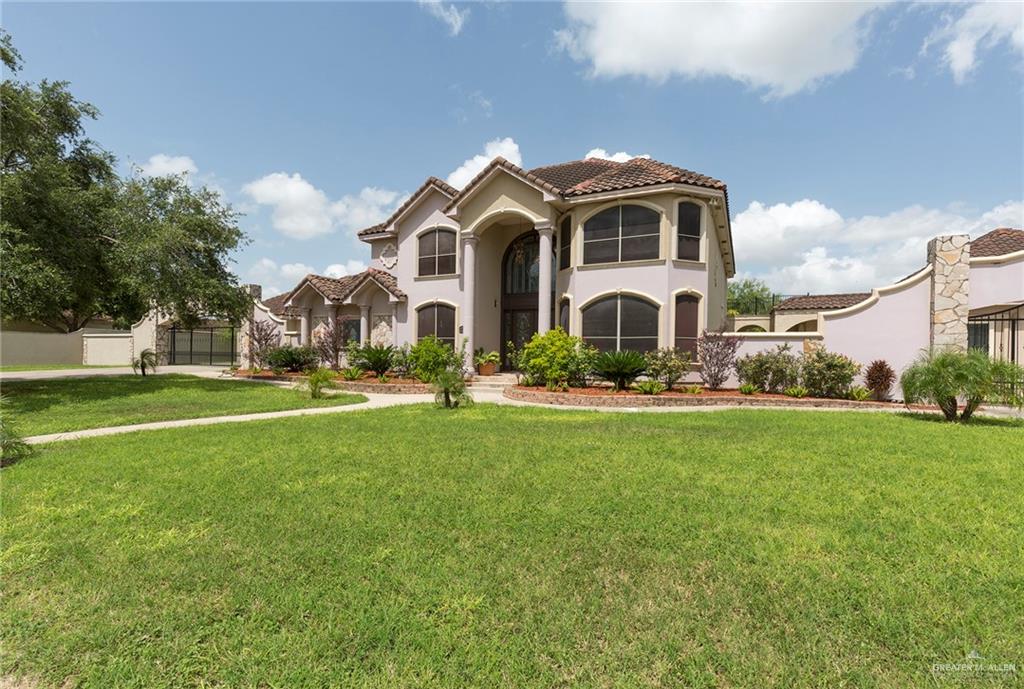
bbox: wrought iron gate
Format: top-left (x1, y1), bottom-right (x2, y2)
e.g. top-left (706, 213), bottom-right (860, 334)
top-left (168, 326), bottom-right (237, 366)
top-left (968, 305), bottom-right (1021, 364)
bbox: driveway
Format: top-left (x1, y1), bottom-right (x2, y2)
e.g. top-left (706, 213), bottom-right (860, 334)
top-left (0, 365), bottom-right (229, 382)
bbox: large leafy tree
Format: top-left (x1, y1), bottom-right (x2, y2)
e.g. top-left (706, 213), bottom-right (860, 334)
top-left (727, 278), bottom-right (778, 315)
top-left (1, 31), bottom-right (249, 332)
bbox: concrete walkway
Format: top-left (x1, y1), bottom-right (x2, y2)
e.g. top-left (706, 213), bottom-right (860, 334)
top-left (2, 365), bottom-right (228, 381)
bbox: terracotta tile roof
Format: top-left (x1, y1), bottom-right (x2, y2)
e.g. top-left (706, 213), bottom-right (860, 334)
top-left (773, 293), bottom-right (871, 312)
top-left (284, 268), bottom-right (406, 305)
top-left (526, 158), bottom-right (621, 190)
top-left (357, 177), bottom-right (458, 237)
top-left (261, 293), bottom-right (301, 318)
top-left (972, 228), bottom-right (1024, 257)
top-left (559, 157), bottom-right (727, 197)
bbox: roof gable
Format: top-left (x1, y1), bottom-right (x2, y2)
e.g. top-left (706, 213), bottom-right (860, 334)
top-left (357, 177), bottom-right (457, 238)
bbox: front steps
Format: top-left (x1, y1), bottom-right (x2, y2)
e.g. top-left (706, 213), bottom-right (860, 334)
top-left (467, 372), bottom-right (518, 393)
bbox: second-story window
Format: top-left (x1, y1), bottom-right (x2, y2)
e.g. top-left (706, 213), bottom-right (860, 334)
top-left (418, 228), bottom-right (457, 277)
top-left (582, 205), bottom-right (660, 265)
top-left (559, 216), bottom-right (571, 270)
top-left (677, 202), bottom-right (701, 261)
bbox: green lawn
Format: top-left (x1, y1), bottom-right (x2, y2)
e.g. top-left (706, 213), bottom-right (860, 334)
top-left (2, 407), bottom-right (1022, 688)
top-left (0, 363), bottom-right (125, 372)
top-left (2, 374), bottom-right (366, 436)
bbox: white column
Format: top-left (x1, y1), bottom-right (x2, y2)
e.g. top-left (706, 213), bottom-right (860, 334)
top-left (462, 235), bottom-right (478, 363)
top-left (359, 305), bottom-right (370, 344)
top-left (537, 224), bottom-right (553, 334)
top-left (300, 309), bottom-right (311, 344)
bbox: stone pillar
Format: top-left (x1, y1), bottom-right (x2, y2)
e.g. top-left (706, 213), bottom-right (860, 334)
top-left (462, 235), bottom-right (478, 362)
top-left (300, 309), bottom-right (311, 345)
top-left (537, 223), bottom-right (553, 334)
top-left (927, 234), bottom-right (970, 351)
top-left (359, 305), bottom-right (370, 344)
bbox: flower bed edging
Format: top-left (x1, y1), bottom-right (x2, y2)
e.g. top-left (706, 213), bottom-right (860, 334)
top-left (335, 380), bottom-right (433, 394)
top-left (504, 386), bottom-right (897, 409)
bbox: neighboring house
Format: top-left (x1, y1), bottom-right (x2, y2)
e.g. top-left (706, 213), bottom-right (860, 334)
top-left (771, 293), bottom-right (871, 332)
top-left (257, 155), bottom-right (734, 367)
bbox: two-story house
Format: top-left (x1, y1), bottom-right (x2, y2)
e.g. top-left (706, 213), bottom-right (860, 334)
top-left (266, 155), bottom-right (735, 367)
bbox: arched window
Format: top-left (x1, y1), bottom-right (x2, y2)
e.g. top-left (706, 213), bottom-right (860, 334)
top-left (417, 304), bottom-right (456, 346)
top-left (418, 228), bottom-right (457, 277)
top-left (677, 202), bottom-right (701, 261)
top-left (582, 205), bottom-right (660, 265)
top-left (558, 216), bottom-right (572, 270)
top-left (674, 294), bottom-right (700, 356)
top-left (582, 295), bottom-right (659, 353)
top-left (559, 298), bottom-right (570, 332)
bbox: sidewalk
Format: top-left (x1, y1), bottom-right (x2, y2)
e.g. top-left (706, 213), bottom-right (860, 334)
top-left (2, 365), bottom-right (228, 382)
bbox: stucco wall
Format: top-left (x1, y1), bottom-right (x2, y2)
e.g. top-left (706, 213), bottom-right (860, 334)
top-left (969, 255), bottom-right (1024, 309)
top-left (0, 328), bottom-right (84, 366)
top-left (722, 332), bottom-right (824, 387)
top-left (820, 270), bottom-right (932, 379)
top-left (82, 333), bottom-right (133, 365)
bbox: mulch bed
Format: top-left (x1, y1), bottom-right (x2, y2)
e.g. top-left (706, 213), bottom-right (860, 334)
top-left (505, 385), bottom-right (905, 409)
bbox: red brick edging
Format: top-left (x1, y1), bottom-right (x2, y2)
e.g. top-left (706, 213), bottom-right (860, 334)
top-left (503, 386), bottom-right (898, 409)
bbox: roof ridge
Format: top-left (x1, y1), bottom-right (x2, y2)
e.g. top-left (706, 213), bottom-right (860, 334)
top-left (356, 176), bottom-right (459, 237)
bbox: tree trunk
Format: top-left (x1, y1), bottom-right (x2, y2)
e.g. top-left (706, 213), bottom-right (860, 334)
top-left (960, 397), bottom-right (981, 422)
top-left (939, 396), bottom-right (959, 422)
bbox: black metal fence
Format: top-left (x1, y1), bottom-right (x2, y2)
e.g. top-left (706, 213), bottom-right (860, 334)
top-left (969, 305), bottom-right (1022, 399)
top-left (168, 326), bottom-right (237, 366)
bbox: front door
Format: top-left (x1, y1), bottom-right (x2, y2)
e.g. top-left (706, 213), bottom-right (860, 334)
top-left (500, 230), bottom-right (555, 368)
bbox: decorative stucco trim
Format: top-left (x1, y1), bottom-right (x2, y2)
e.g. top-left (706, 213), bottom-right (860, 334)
top-left (462, 206), bottom-right (548, 236)
top-left (969, 249), bottom-right (1024, 265)
top-left (284, 278), bottom-right (332, 308)
top-left (252, 299), bottom-right (287, 325)
top-left (444, 161), bottom-right (560, 217)
top-left (819, 265), bottom-right (933, 321)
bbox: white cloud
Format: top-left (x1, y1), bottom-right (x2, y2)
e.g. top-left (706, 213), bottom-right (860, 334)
top-left (556, 2), bottom-right (884, 98)
top-left (733, 198), bottom-right (1023, 293)
top-left (140, 153), bottom-right (198, 178)
top-left (446, 137), bottom-right (522, 189)
top-left (923, 2), bottom-right (1023, 83)
top-left (242, 173), bottom-right (403, 240)
top-left (419, 0), bottom-right (469, 36)
top-left (585, 148), bottom-right (650, 163)
top-left (279, 262), bottom-right (316, 283)
top-left (324, 259), bottom-right (368, 279)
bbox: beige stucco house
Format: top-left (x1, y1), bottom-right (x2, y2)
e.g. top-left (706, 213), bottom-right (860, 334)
top-left (257, 155), bottom-right (735, 366)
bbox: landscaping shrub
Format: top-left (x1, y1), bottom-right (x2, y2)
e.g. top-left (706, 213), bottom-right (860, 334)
top-left (341, 366), bottom-right (364, 381)
top-left (785, 385), bottom-right (809, 398)
top-left (265, 345), bottom-right (318, 373)
top-left (901, 348), bottom-right (1024, 422)
top-left (738, 383), bottom-right (757, 395)
top-left (697, 329), bottom-right (741, 390)
top-left (682, 384), bottom-right (703, 395)
top-left (643, 348), bottom-right (691, 390)
top-left (433, 369), bottom-right (473, 409)
top-left (735, 344), bottom-right (799, 393)
top-left (248, 320), bottom-right (281, 371)
top-left (518, 328), bottom-right (597, 391)
top-left (593, 350), bottom-right (646, 391)
top-left (312, 319), bottom-right (346, 371)
top-left (131, 348), bottom-right (158, 376)
top-left (391, 344), bottom-right (413, 378)
top-left (848, 386), bottom-right (872, 401)
top-left (865, 359), bottom-right (896, 401)
top-left (799, 348), bottom-right (860, 399)
top-left (355, 345), bottom-right (395, 377)
top-left (633, 380), bottom-right (666, 395)
top-left (409, 336), bottom-right (461, 383)
top-left (303, 368), bottom-right (335, 399)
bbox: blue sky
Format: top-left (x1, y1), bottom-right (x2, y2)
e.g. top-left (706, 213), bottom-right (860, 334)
top-left (5, 1), bottom-right (1023, 296)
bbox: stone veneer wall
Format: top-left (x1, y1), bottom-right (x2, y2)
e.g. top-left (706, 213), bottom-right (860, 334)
top-left (927, 234), bottom-right (970, 350)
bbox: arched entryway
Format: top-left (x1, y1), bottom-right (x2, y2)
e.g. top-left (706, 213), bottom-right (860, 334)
top-left (500, 230), bottom-right (555, 368)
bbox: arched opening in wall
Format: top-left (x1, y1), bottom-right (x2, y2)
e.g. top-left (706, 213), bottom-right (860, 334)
top-left (738, 324), bottom-right (766, 333)
top-left (501, 230), bottom-right (555, 367)
top-left (787, 319), bottom-right (818, 332)
top-left (582, 294), bottom-right (659, 353)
